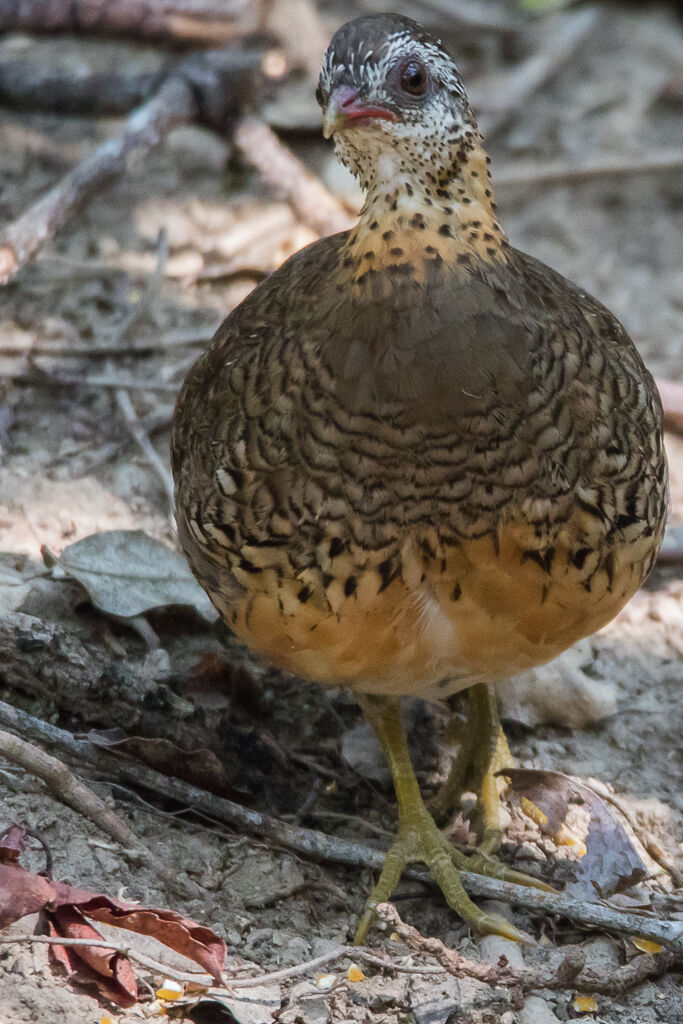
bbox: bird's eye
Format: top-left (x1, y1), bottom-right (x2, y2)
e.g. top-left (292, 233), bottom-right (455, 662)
top-left (399, 58), bottom-right (428, 97)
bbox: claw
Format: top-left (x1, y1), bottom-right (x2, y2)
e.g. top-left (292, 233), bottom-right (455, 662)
top-left (477, 910), bottom-right (535, 945)
top-left (465, 852), bottom-right (559, 894)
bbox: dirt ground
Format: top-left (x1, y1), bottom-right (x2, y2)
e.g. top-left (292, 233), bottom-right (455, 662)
top-left (0, 2), bottom-right (682, 1022)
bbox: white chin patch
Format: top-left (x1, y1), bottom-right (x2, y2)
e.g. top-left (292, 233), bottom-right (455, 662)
top-left (376, 152), bottom-right (398, 181)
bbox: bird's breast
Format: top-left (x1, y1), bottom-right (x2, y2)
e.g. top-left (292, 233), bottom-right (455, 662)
top-left (212, 508), bottom-right (654, 699)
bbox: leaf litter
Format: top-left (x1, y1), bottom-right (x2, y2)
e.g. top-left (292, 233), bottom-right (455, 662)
top-left (41, 529), bottom-right (218, 622)
top-left (506, 768), bottom-right (649, 897)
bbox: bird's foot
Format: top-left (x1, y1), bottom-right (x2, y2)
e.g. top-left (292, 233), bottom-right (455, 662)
top-left (353, 798), bottom-right (554, 945)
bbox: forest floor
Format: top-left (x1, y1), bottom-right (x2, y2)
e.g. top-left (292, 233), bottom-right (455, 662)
top-left (0, 2), bottom-right (681, 1022)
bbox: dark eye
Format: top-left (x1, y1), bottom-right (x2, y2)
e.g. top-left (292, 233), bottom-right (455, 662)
top-left (399, 59), bottom-right (428, 97)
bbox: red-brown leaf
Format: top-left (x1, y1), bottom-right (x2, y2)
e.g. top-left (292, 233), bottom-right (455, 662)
top-left (0, 824), bottom-right (29, 864)
top-left (47, 905), bottom-right (138, 1008)
top-left (49, 884), bottom-right (226, 981)
top-left (0, 835), bottom-right (227, 988)
top-left (0, 863), bottom-right (54, 926)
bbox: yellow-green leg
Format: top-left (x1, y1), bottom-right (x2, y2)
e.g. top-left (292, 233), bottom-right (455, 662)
top-left (430, 683), bottom-right (510, 856)
top-left (354, 694), bottom-right (552, 946)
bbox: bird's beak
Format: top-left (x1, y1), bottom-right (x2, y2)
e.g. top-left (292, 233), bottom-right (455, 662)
top-left (322, 85), bottom-right (397, 139)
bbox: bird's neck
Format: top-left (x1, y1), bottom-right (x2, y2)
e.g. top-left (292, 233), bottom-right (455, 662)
top-left (341, 139), bottom-right (507, 285)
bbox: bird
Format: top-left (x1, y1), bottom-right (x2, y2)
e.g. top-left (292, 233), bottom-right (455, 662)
top-left (171, 13), bottom-right (668, 944)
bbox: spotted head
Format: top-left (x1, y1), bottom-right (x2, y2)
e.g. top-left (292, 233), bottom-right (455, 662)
top-left (317, 14), bottom-right (479, 192)
top-left (317, 15), bottom-right (503, 271)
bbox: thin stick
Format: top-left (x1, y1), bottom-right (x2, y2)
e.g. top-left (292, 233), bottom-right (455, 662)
top-left (377, 903), bottom-right (683, 996)
top-left (0, 726), bottom-right (200, 900)
top-left (496, 150), bottom-right (683, 190)
top-left (0, 935), bottom-right (214, 985)
top-left (0, 76), bottom-right (197, 284)
top-left (111, 229), bottom-right (175, 518)
top-left (0, 935), bottom-right (445, 988)
top-left (0, 48), bottom-right (270, 282)
top-left (235, 117), bottom-right (354, 238)
top-left (1, 700), bottom-right (681, 952)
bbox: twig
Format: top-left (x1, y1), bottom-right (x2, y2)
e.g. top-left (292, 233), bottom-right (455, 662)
top-left (234, 117), bottom-right (354, 238)
top-left (1, 699), bottom-right (681, 952)
top-left (495, 150), bottom-right (683, 190)
top-left (0, 934), bottom-right (445, 988)
top-left (0, 49), bottom-right (268, 283)
top-left (111, 229), bottom-right (176, 519)
top-left (0, 77), bottom-right (195, 285)
top-left (3, 371), bottom-right (179, 393)
top-left (244, 877), bottom-right (351, 911)
top-left (0, 935), bottom-right (212, 985)
top-left (115, 389), bottom-right (175, 516)
top-left (377, 903), bottom-right (683, 995)
top-left (0, 726), bottom-right (201, 900)
top-left (0, 0), bottom-right (257, 44)
top-left (482, 8), bottom-right (602, 141)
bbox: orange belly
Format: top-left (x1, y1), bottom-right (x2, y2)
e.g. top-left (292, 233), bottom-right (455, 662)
top-left (218, 514), bottom-right (652, 699)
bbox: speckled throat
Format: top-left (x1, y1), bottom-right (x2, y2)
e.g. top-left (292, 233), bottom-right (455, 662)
top-left (338, 127), bottom-right (507, 285)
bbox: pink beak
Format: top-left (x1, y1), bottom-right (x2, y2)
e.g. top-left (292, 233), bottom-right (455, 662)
top-left (322, 85), bottom-right (397, 138)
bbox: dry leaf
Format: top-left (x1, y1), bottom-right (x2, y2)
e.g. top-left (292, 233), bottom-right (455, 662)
top-left (632, 937), bottom-right (663, 953)
top-left (46, 905), bottom-right (138, 1008)
top-left (506, 769), bottom-right (647, 897)
top-left (42, 529), bottom-right (217, 621)
top-left (0, 828), bottom-right (226, 1007)
top-left (87, 727), bottom-right (234, 796)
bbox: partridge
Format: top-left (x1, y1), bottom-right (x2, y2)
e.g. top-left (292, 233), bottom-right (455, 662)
top-left (172, 14), bottom-right (668, 942)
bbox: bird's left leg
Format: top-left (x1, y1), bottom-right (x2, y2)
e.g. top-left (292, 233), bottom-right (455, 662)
top-left (353, 693), bottom-right (551, 946)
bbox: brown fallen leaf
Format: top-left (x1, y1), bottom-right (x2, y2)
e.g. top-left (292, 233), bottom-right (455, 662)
top-left (0, 821), bottom-right (227, 1007)
top-left (45, 905), bottom-right (138, 1008)
top-left (0, 823), bottom-right (29, 863)
top-left (0, 863), bottom-right (54, 925)
top-left (506, 769), bottom-right (648, 897)
top-left (87, 727), bottom-right (235, 797)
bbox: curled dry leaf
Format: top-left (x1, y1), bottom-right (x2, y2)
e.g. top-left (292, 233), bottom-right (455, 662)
top-left (87, 727), bottom-right (234, 797)
top-left (0, 822), bottom-right (226, 1007)
top-left (506, 769), bottom-right (648, 898)
top-left (0, 822), bottom-right (29, 863)
top-left (42, 529), bottom-right (217, 622)
top-left (45, 905), bottom-right (138, 1009)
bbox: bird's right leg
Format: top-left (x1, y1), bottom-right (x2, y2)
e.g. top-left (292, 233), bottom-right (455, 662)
top-left (429, 683), bottom-right (511, 856)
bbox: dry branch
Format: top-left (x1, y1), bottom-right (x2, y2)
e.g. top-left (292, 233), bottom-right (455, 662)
top-left (0, 726), bottom-right (200, 899)
top-left (0, 49), bottom-right (268, 284)
top-left (0, 0), bottom-right (259, 43)
top-left (234, 116), bottom-right (354, 237)
top-left (377, 903), bottom-right (683, 996)
top-left (1, 695), bottom-right (682, 953)
top-left (0, 76), bottom-right (195, 285)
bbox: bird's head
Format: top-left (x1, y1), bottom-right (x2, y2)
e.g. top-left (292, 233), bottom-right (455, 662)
top-left (317, 14), bottom-right (478, 190)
